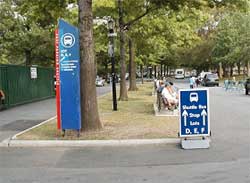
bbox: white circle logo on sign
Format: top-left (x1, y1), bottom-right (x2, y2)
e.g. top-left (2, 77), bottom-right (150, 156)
top-left (61, 33), bottom-right (75, 48)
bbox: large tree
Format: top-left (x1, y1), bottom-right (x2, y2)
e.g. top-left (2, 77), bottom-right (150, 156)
top-left (78, 0), bottom-right (103, 130)
top-left (118, 0), bottom-right (128, 100)
top-left (212, 12), bottom-right (250, 77)
top-left (128, 38), bottom-right (137, 90)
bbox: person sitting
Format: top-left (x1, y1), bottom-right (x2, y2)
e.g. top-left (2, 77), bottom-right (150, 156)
top-left (157, 80), bottom-right (165, 93)
top-left (161, 83), bottom-right (178, 110)
top-left (0, 90), bottom-right (5, 110)
top-left (169, 82), bottom-right (179, 99)
top-left (156, 80), bottom-right (165, 108)
top-left (155, 79), bottom-right (160, 90)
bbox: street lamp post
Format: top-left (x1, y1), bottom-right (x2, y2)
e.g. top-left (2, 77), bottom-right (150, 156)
top-left (108, 19), bottom-right (117, 111)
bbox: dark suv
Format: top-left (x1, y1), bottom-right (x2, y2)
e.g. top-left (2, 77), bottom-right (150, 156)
top-left (245, 78), bottom-right (250, 95)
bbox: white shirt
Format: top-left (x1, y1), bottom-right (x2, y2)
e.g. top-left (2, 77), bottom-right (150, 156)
top-left (162, 87), bottom-right (178, 103)
top-left (156, 80), bottom-right (160, 89)
top-left (162, 88), bottom-right (173, 100)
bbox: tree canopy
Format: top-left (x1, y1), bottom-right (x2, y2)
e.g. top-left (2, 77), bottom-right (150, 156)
top-left (0, 0), bottom-right (249, 77)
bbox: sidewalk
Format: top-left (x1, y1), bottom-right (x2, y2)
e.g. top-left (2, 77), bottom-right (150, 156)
top-left (0, 98), bottom-right (56, 141)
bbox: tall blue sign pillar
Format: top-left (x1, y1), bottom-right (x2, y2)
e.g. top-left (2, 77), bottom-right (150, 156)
top-left (56, 19), bottom-right (81, 133)
top-left (179, 88), bottom-right (211, 149)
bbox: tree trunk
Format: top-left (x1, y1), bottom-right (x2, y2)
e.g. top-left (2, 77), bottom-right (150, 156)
top-left (78, 0), bottom-right (103, 130)
top-left (118, 0), bottom-right (128, 101)
top-left (160, 64), bottom-right (163, 78)
top-left (163, 65), bottom-right (166, 77)
top-left (218, 62), bottom-right (223, 78)
top-left (128, 39), bottom-right (137, 91)
top-left (140, 65), bottom-right (144, 84)
top-left (222, 65), bottom-right (227, 77)
top-left (149, 67), bottom-right (152, 78)
top-left (230, 65), bottom-right (233, 77)
top-left (25, 50), bottom-right (32, 66)
top-left (157, 66), bottom-right (161, 79)
top-left (105, 61), bottom-right (108, 80)
top-left (154, 65), bottom-right (157, 78)
top-left (237, 63), bottom-right (241, 75)
top-left (247, 61), bottom-right (250, 77)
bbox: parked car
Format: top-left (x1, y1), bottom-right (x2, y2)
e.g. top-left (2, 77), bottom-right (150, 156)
top-left (175, 69), bottom-right (185, 79)
top-left (107, 75), bottom-right (120, 83)
top-left (198, 71), bottom-right (212, 82)
top-left (136, 71), bottom-right (148, 78)
top-left (107, 77), bottom-right (111, 84)
top-left (95, 78), bottom-right (105, 87)
top-left (191, 69), bottom-right (197, 77)
top-left (202, 73), bottom-right (219, 87)
top-left (125, 73), bottom-right (129, 80)
top-left (116, 75), bottom-right (121, 82)
top-left (245, 78), bottom-right (250, 95)
top-left (184, 71), bottom-right (191, 78)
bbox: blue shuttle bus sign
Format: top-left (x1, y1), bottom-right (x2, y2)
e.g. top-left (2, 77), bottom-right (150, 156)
top-left (179, 88), bottom-right (210, 137)
top-left (57, 19), bottom-right (81, 130)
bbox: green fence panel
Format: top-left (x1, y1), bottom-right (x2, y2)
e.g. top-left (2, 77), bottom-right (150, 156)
top-left (0, 64), bottom-right (55, 108)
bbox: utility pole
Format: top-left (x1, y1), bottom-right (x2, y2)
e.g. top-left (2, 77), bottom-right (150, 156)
top-left (108, 19), bottom-right (117, 111)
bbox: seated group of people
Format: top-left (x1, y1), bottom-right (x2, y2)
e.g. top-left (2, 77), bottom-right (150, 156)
top-left (155, 79), bottom-right (179, 110)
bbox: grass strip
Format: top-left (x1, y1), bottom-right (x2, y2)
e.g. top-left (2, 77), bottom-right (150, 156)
top-left (17, 83), bottom-right (178, 140)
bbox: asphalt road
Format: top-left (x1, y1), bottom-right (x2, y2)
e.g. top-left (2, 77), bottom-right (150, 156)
top-left (0, 85), bottom-right (111, 141)
top-left (0, 80), bottom-right (249, 183)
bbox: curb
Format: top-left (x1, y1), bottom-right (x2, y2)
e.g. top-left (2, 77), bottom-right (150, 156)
top-left (6, 138), bottom-right (180, 147)
top-left (0, 138), bottom-right (11, 147)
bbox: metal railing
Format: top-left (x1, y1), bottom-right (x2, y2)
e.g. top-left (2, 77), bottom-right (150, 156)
top-left (223, 80), bottom-right (245, 92)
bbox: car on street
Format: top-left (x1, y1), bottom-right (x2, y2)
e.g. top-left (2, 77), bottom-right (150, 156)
top-left (106, 74), bottom-right (111, 84)
top-left (198, 71), bottom-right (212, 82)
top-left (175, 69), bottom-right (185, 79)
top-left (184, 71), bottom-right (191, 78)
top-left (202, 73), bottom-right (219, 87)
top-left (95, 78), bottom-right (105, 87)
top-left (191, 69), bottom-right (197, 77)
top-left (245, 78), bottom-right (250, 95)
top-left (107, 75), bottom-right (120, 84)
top-left (125, 73), bottom-right (129, 80)
top-left (136, 71), bottom-right (147, 78)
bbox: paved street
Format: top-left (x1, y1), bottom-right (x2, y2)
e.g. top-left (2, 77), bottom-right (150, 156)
top-left (0, 80), bottom-right (249, 183)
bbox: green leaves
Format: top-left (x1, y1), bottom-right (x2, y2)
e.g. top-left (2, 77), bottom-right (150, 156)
top-left (1, 0), bottom-right (249, 69)
top-left (0, 0), bottom-right (75, 65)
top-left (212, 12), bottom-right (250, 66)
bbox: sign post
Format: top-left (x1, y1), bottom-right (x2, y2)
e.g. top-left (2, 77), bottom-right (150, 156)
top-left (55, 19), bottom-right (81, 135)
top-left (179, 88), bottom-right (211, 149)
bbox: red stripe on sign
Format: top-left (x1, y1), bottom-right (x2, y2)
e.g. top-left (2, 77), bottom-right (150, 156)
top-left (55, 28), bottom-right (61, 129)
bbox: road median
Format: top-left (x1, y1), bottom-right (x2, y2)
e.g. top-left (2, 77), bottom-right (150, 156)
top-left (5, 83), bottom-right (179, 147)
